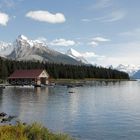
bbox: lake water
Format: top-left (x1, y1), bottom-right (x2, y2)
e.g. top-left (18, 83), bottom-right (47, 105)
top-left (1, 81), bottom-right (140, 140)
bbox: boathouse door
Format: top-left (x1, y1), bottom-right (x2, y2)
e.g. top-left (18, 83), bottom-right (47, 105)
top-left (40, 78), bottom-right (47, 85)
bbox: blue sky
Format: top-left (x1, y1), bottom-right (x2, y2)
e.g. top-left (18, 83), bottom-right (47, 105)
top-left (0, 0), bottom-right (140, 66)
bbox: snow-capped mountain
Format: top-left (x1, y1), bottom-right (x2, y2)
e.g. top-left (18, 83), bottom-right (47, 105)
top-left (132, 70), bottom-right (140, 79)
top-left (115, 64), bottom-right (140, 76)
top-left (66, 48), bottom-right (89, 64)
top-left (9, 35), bottom-right (47, 60)
top-left (4, 35), bottom-right (83, 65)
top-left (0, 41), bottom-right (13, 57)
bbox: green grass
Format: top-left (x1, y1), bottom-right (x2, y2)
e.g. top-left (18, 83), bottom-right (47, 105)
top-left (0, 122), bottom-right (74, 140)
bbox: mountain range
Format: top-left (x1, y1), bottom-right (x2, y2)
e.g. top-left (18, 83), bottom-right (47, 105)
top-left (114, 64), bottom-right (140, 79)
top-left (0, 35), bottom-right (87, 65)
top-left (115, 64), bottom-right (140, 76)
top-left (0, 35), bottom-right (140, 79)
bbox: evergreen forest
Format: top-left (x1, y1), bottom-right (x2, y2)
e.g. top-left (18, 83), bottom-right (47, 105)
top-left (0, 57), bottom-right (129, 80)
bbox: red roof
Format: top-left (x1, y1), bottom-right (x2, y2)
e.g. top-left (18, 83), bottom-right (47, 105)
top-left (8, 69), bottom-right (45, 79)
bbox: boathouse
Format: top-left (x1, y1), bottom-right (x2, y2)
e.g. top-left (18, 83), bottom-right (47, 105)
top-left (8, 69), bottom-right (49, 86)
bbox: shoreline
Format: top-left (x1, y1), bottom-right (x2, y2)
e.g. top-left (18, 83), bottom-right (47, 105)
top-left (49, 78), bottom-right (134, 87)
top-left (50, 78), bottom-right (134, 83)
top-left (0, 78), bottom-right (136, 88)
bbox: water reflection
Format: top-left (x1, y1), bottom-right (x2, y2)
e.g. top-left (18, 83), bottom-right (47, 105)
top-left (0, 87), bottom-right (50, 120)
top-left (84, 80), bottom-right (123, 87)
top-left (1, 81), bottom-right (140, 140)
top-left (0, 88), bottom-right (3, 107)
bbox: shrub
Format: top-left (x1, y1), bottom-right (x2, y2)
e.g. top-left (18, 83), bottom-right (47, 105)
top-left (0, 122), bottom-right (74, 140)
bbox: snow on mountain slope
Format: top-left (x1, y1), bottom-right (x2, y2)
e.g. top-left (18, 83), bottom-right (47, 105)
top-left (115, 64), bottom-right (140, 76)
top-left (0, 41), bottom-right (13, 56)
top-left (7, 35), bottom-right (83, 65)
top-left (132, 70), bottom-right (140, 79)
top-left (66, 48), bottom-right (89, 64)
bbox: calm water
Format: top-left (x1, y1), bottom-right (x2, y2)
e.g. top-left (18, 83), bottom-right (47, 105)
top-left (1, 81), bottom-right (140, 140)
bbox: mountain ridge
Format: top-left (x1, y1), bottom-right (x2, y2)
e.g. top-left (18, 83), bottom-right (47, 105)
top-left (0, 35), bottom-right (84, 65)
top-left (66, 48), bottom-right (89, 64)
top-left (112, 64), bottom-right (140, 79)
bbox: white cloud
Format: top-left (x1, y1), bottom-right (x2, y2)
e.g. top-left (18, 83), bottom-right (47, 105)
top-left (50, 39), bottom-right (76, 47)
top-left (87, 35), bottom-right (140, 67)
top-left (80, 52), bottom-right (106, 65)
top-left (89, 36), bottom-right (110, 47)
top-left (82, 52), bottom-right (105, 59)
top-left (97, 41), bottom-right (140, 66)
top-left (98, 56), bottom-right (140, 67)
top-left (26, 10), bottom-right (66, 24)
top-left (95, 10), bottom-right (126, 22)
top-left (92, 37), bottom-right (110, 42)
top-left (36, 37), bottom-right (47, 42)
top-left (88, 41), bottom-right (98, 47)
top-left (0, 12), bottom-right (9, 26)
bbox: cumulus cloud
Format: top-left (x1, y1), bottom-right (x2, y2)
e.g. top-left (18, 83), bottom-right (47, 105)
top-left (0, 12), bottom-right (9, 26)
top-left (50, 39), bottom-right (76, 47)
top-left (26, 10), bottom-right (66, 24)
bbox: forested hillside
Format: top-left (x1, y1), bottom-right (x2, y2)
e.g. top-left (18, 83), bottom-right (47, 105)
top-left (0, 57), bottom-right (129, 80)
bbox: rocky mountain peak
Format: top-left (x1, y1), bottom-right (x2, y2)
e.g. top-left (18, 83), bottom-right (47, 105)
top-left (66, 48), bottom-right (89, 64)
top-left (67, 48), bottom-right (82, 57)
top-left (18, 35), bottom-right (28, 41)
top-left (0, 35), bottom-right (83, 65)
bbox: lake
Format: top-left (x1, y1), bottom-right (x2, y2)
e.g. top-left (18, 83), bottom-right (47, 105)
top-left (1, 81), bottom-right (140, 140)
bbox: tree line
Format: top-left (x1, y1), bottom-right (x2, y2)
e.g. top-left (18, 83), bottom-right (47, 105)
top-left (0, 57), bottom-right (129, 80)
